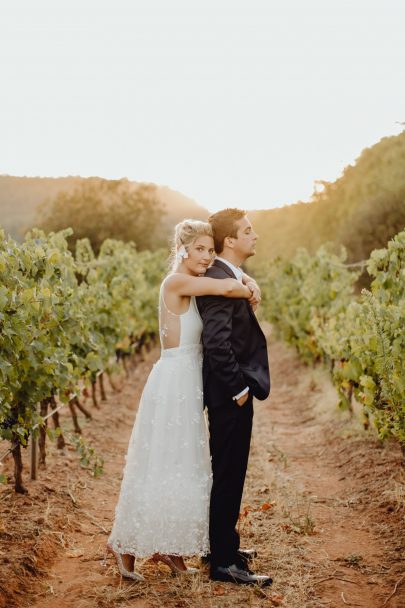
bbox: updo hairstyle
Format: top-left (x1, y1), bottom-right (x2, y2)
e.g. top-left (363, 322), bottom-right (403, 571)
top-left (169, 219), bottom-right (213, 268)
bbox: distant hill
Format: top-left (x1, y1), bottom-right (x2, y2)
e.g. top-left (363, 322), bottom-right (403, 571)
top-left (2, 130), bottom-right (404, 262)
top-left (0, 175), bottom-right (209, 242)
top-left (249, 131), bottom-right (405, 269)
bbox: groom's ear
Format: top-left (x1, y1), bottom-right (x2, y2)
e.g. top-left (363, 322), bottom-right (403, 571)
top-left (224, 235), bottom-right (235, 249)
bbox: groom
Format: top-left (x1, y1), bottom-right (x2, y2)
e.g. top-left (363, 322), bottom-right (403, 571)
top-left (197, 208), bottom-right (272, 586)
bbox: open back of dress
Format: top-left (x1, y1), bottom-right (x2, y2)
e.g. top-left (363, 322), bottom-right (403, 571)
top-left (158, 280), bottom-right (203, 350)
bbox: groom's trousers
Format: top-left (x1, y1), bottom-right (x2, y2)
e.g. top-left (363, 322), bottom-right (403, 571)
top-left (208, 393), bottom-right (253, 568)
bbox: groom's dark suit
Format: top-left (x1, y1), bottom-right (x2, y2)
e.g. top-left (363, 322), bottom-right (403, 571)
top-left (197, 259), bottom-right (270, 568)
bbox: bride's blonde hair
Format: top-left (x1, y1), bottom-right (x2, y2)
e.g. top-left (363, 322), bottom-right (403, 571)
top-left (169, 219), bottom-right (213, 268)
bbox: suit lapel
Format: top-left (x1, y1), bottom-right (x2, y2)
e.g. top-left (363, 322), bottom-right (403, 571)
top-left (208, 260), bottom-right (264, 336)
top-left (212, 259), bottom-right (265, 336)
top-left (212, 258), bottom-right (238, 279)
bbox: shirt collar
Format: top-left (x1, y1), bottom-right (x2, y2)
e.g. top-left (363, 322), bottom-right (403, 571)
top-left (215, 256), bottom-right (243, 281)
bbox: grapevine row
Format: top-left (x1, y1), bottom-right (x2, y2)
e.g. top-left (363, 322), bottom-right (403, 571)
top-left (0, 228), bottom-right (166, 492)
top-left (258, 230), bottom-right (405, 447)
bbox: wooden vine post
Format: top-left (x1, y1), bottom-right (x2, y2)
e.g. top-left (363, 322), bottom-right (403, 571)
top-left (30, 428), bottom-right (37, 481)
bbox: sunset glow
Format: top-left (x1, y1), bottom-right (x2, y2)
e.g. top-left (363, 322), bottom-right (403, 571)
top-left (1, 0), bottom-right (404, 211)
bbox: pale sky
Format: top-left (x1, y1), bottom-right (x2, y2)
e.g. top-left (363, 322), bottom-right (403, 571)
top-left (0, 0), bottom-right (404, 212)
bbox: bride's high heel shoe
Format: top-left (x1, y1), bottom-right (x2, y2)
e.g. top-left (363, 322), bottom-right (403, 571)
top-left (152, 553), bottom-right (199, 575)
top-left (107, 544), bottom-right (145, 581)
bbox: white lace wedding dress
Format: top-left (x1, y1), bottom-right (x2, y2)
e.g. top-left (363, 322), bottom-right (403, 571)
top-left (107, 280), bottom-right (212, 557)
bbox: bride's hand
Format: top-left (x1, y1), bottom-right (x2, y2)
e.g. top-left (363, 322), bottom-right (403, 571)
top-left (247, 281), bottom-right (261, 308)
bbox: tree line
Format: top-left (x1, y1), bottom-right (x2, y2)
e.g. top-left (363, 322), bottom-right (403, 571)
top-left (250, 130), bottom-right (405, 273)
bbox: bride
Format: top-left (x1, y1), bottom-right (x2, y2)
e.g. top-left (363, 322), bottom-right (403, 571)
top-left (107, 219), bottom-right (259, 580)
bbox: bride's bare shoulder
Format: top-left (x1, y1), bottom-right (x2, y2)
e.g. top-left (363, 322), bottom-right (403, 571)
top-left (161, 273), bottom-right (181, 290)
top-left (162, 273), bottom-right (199, 294)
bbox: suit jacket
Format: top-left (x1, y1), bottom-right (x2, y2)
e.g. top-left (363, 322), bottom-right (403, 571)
top-left (196, 259), bottom-right (270, 409)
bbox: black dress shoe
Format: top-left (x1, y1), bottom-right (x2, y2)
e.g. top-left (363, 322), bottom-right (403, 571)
top-left (210, 563), bottom-right (273, 587)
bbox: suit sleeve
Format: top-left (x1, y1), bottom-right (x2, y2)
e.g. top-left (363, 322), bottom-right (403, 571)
top-left (197, 293), bottom-right (247, 398)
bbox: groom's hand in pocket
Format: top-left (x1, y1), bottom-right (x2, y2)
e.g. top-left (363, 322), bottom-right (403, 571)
top-left (236, 391), bottom-right (249, 407)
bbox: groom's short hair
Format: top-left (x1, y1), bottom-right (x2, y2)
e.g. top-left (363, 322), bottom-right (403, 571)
top-left (208, 208), bottom-right (247, 254)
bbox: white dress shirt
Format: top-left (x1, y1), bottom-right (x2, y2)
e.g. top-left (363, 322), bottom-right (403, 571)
top-left (215, 256), bottom-right (244, 282)
top-left (215, 256), bottom-right (249, 402)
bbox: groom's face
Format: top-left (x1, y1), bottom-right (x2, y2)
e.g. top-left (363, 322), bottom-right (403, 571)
top-left (232, 216), bottom-right (258, 260)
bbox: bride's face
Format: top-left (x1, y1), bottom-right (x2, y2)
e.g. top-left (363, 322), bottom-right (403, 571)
top-left (183, 236), bottom-right (215, 275)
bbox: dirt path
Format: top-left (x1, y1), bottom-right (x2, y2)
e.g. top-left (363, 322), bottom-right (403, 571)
top-left (249, 336), bottom-right (405, 608)
top-left (1, 333), bottom-right (404, 608)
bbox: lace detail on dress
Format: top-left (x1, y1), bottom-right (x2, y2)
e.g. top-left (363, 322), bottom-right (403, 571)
top-left (158, 278), bottom-right (203, 350)
top-left (107, 277), bottom-right (211, 559)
